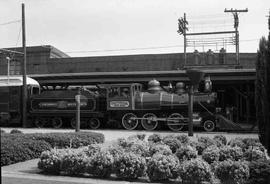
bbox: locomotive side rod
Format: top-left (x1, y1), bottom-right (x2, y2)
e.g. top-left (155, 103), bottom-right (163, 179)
top-left (129, 117), bottom-right (189, 122)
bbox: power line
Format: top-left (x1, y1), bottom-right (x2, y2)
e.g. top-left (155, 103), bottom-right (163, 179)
top-left (65, 45), bottom-right (185, 53)
top-left (64, 39), bottom-right (259, 54)
top-left (0, 20), bottom-right (21, 26)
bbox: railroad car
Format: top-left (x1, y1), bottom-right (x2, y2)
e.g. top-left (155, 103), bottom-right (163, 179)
top-left (0, 76), bottom-right (40, 125)
top-left (30, 88), bottom-right (106, 129)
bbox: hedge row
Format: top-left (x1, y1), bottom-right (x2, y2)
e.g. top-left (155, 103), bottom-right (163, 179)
top-left (1, 131), bottom-right (105, 166)
top-left (38, 134), bottom-right (270, 184)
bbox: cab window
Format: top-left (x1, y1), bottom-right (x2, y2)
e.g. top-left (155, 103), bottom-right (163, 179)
top-left (32, 87), bottom-right (40, 95)
top-left (120, 87), bottom-right (130, 98)
top-left (109, 87), bottom-right (119, 98)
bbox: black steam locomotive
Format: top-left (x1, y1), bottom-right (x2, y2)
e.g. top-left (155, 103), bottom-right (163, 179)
top-left (0, 76), bottom-right (218, 132)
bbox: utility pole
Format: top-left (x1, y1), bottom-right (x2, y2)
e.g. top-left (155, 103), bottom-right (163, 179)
top-left (224, 8), bottom-right (248, 65)
top-left (22, 3), bottom-right (27, 127)
top-left (177, 13), bottom-right (188, 65)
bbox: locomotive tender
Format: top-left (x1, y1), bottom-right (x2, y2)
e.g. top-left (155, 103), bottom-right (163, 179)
top-left (0, 76), bottom-right (218, 132)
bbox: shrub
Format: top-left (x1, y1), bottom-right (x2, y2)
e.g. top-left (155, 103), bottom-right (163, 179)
top-left (147, 153), bottom-right (179, 181)
top-left (175, 145), bottom-right (197, 161)
top-left (175, 134), bottom-right (190, 145)
top-left (247, 159), bottom-right (270, 184)
top-left (61, 149), bottom-right (87, 175)
top-left (148, 143), bottom-right (172, 156)
top-left (162, 136), bottom-right (181, 153)
top-left (127, 134), bottom-right (146, 141)
top-left (117, 137), bottom-right (140, 149)
top-left (10, 129), bottom-right (23, 134)
top-left (178, 158), bottom-right (213, 184)
top-left (196, 136), bottom-right (217, 155)
top-left (38, 149), bottom-right (66, 174)
top-left (83, 144), bottom-right (101, 157)
top-left (1, 136), bottom-right (51, 166)
top-left (114, 152), bottom-right (146, 179)
top-left (106, 145), bottom-right (125, 159)
top-left (219, 146), bottom-right (243, 161)
top-left (242, 138), bottom-right (265, 151)
top-left (243, 147), bottom-right (266, 161)
top-left (29, 132), bottom-right (104, 148)
top-left (214, 160), bottom-right (249, 184)
top-left (0, 129), bottom-right (5, 134)
top-left (202, 145), bottom-right (220, 164)
top-left (147, 134), bottom-right (162, 143)
top-left (85, 150), bottom-right (114, 178)
top-left (117, 138), bottom-right (129, 148)
top-left (213, 134), bottom-right (227, 145)
top-left (126, 140), bottom-right (149, 157)
top-left (228, 138), bottom-right (245, 150)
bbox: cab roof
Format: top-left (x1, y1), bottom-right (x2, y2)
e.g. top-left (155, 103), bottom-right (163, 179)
top-left (0, 76), bottom-right (39, 87)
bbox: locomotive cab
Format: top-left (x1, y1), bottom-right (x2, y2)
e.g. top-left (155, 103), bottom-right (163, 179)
top-left (106, 83), bottom-right (142, 110)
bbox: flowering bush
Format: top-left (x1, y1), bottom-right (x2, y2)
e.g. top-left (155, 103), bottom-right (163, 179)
top-left (114, 152), bottom-right (146, 179)
top-left (106, 145), bottom-right (125, 159)
top-left (219, 146), bottom-right (243, 161)
top-left (117, 138), bottom-right (129, 148)
top-left (117, 136), bottom-right (141, 149)
top-left (147, 153), bottom-right (179, 181)
top-left (178, 158), bottom-right (213, 184)
top-left (61, 149), bottom-right (87, 175)
top-left (147, 134), bottom-right (162, 143)
top-left (213, 134), bottom-right (227, 146)
top-left (127, 134), bottom-right (146, 141)
top-left (202, 145), bottom-right (220, 164)
top-left (175, 134), bottom-right (190, 145)
top-left (175, 145), bottom-right (197, 161)
top-left (148, 143), bottom-right (172, 156)
top-left (247, 159), bottom-right (270, 184)
top-left (242, 138), bottom-right (265, 152)
top-left (196, 136), bottom-right (217, 155)
top-left (214, 160), bottom-right (249, 184)
top-left (83, 144), bottom-right (101, 157)
top-left (10, 129), bottom-right (23, 134)
top-left (228, 138), bottom-right (245, 150)
top-left (85, 150), bottom-right (114, 178)
top-left (38, 149), bottom-right (66, 174)
top-left (162, 136), bottom-right (181, 153)
top-left (243, 147), bottom-right (266, 161)
top-left (126, 140), bottom-right (150, 157)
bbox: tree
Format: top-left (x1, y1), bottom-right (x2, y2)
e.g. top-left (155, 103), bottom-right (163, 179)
top-left (256, 12), bottom-right (270, 155)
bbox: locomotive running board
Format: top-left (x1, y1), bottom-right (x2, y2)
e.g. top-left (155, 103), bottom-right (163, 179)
top-left (129, 117), bottom-right (201, 125)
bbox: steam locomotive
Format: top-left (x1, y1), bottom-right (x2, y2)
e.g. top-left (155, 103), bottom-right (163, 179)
top-left (0, 76), bottom-right (218, 132)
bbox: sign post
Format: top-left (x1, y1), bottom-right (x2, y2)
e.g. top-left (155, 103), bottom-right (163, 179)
top-left (186, 69), bottom-right (204, 136)
top-left (75, 88), bottom-right (81, 132)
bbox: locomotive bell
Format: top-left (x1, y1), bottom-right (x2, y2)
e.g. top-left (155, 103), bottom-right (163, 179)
top-left (148, 79), bottom-right (162, 93)
top-left (175, 82), bottom-right (186, 94)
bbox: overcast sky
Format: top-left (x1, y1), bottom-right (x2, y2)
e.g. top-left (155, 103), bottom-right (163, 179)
top-left (1, 0), bottom-right (269, 57)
